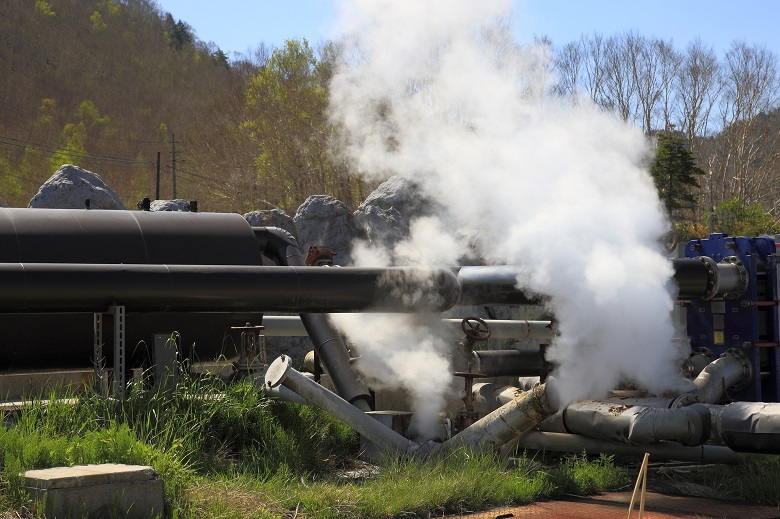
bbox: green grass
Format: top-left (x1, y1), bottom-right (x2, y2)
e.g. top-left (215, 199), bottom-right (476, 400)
top-left (0, 373), bottom-right (633, 518)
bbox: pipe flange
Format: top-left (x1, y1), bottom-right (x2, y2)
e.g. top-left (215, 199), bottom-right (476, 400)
top-left (695, 256), bottom-right (719, 300)
top-left (722, 348), bottom-right (752, 392)
top-left (693, 347), bottom-right (715, 362)
top-left (719, 256), bottom-right (749, 299)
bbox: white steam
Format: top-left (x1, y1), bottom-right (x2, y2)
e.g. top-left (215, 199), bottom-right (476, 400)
top-left (328, 0), bottom-right (691, 421)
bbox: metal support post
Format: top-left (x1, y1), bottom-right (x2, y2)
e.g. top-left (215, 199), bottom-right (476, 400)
top-left (110, 305), bottom-right (126, 397)
top-left (93, 313), bottom-right (104, 395)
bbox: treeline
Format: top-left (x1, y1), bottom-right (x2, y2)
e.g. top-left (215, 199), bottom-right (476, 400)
top-left (1, 1), bottom-right (779, 229)
top-left (554, 33), bottom-right (780, 230)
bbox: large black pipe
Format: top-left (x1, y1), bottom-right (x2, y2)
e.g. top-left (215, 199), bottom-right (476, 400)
top-left (457, 259), bottom-right (746, 305)
top-left (0, 208), bottom-right (264, 265)
top-left (0, 263), bottom-right (461, 313)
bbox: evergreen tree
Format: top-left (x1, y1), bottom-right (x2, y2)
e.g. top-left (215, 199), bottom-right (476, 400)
top-left (650, 132), bottom-right (705, 215)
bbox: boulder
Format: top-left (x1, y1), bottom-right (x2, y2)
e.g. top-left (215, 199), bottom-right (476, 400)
top-left (243, 209), bottom-right (297, 239)
top-left (0, 199), bottom-right (7, 208)
top-left (354, 176), bottom-right (440, 248)
top-left (28, 164), bottom-right (125, 209)
top-left (293, 195), bottom-right (366, 266)
top-left (150, 199), bottom-right (193, 212)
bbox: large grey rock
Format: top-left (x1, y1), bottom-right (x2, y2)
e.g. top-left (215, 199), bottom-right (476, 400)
top-left (28, 164), bottom-right (125, 209)
top-left (150, 199), bottom-right (192, 211)
top-left (354, 204), bottom-right (409, 248)
top-left (0, 199), bottom-right (7, 208)
top-left (293, 195), bottom-right (366, 266)
top-left (358, 175), bottom-right (433, 217)
top-left (354, 176), bottom-right (440, 248)
top-left (244, 209), bottom-right (297, 239)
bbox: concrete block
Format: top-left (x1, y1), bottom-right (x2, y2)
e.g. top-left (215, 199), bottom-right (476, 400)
top-left (24, 464), bottom-right (164, 518)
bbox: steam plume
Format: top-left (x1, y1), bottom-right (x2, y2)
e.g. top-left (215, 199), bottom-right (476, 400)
top-left (329, 0), bottom-right (691, 421)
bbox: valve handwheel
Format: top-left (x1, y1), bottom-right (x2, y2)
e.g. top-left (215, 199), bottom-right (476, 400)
top-left (461, 316), bottom-right (492, 341)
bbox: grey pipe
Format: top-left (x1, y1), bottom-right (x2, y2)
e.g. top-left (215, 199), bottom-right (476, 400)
top-left (713, 401), bottom-right (780, 454)
top-left (439, 383), bottom-right (558, 456)
top-left (562, 400), bottom-right (711, 446)
top-left (472, 382), bottom-right (525, 416)
top-left (258, 316), bottom-right (555, 340)
top-left (673, 349), bottom-right (752, 406)
top-left (265, 355), bottom-right (418, 457)
top-left (519, 431), bottom-right (745, 464)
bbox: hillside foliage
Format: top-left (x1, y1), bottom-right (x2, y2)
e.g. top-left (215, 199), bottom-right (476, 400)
top-left (0, 1), bottom-right (779, 230)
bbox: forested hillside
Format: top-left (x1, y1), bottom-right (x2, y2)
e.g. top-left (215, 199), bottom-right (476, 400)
top-left (1, 0), bottom-right (779, 231)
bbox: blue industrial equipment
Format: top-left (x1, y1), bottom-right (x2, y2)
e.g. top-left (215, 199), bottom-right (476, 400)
top-left (686, 233), bottom-right (779, 402)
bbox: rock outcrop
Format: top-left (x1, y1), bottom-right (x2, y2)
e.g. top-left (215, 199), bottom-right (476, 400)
top-left (28, 164), bottom-right (125, 210)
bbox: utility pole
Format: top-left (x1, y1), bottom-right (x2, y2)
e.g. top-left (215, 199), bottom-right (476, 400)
top-left (170, 133), bottom-right (179, 199)
top-left (155, 151), bottom-right (161, 200)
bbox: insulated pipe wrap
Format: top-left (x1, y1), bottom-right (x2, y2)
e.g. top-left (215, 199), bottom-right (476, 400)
top-left (441, 383), bottom-right (555, 455)
top-left (562, 401), bottom-right (711, 446)
top-left (716, 402), bottom-right (780, 454)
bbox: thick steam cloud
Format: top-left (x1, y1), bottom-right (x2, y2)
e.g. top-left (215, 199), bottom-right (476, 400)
top-left (329, 0), bottom-right (691, 417)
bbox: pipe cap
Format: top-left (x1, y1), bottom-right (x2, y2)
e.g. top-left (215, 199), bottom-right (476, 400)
top-left (266, 355), bottom-right (292, 388)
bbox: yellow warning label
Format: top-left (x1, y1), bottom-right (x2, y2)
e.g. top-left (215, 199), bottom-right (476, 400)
top-left (714, 331), bottom-right (725, 345)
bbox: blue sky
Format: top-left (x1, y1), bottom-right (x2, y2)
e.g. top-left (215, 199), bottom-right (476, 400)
top-left (155, 0), bottom-right (779, 59)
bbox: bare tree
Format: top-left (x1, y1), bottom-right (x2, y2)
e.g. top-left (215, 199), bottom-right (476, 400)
top-left (602, 32), bottom-right (641, 123)
top-left (714, 41), bottom-right (779, 204)
top-left (554, 40), bottom-right (584, 100)
top-left (676, 39), bottom-right (720, 147)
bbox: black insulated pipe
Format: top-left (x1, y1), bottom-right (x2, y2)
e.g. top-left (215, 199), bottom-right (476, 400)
top-left (472, 350), bottom-right (544, 377)
top-left (0, 263), bottom-right (461, 314)
top-left (457, 260), bottom-right (748, 306)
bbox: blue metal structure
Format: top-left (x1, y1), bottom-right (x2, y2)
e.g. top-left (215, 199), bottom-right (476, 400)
top-left (686, 233), bottom-right (780, 402)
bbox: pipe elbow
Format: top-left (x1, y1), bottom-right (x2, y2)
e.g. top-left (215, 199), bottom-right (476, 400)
top-left (252, 226), bottom-right (305, 266)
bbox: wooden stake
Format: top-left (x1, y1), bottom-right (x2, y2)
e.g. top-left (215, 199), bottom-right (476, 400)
top-left (627, 452), bottom-right (650, 519)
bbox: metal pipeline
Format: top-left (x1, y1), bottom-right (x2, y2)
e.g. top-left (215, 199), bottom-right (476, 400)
top-left (712, 401), bottom-right (780, 454)
top-left (258, 316), bottom-right (555, 340)
top-left (561, 400), bottom-right (711, 446)
top-left (673, 349), bottom-right (752, 406)
top-left (519, 431), bottom-right (745, 464)
top-left (472, 383), bottom-right (525, 416)
top-left (471, 350), bottom-right (544, 378)
top-left (252, 226), bottom-right (376, 411)
top-left (456, 260), bottom-right (749, 306)
top-left (0, 263), bottom-right (461, 314)
top-left (439, 383), bottom-right (558, 456)
top-left (265, 355), bottom-right (418, 457)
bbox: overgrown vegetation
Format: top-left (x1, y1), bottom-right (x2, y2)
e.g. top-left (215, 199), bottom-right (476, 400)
top-left (3, 375), bottom-right (780, 518)
top-left (0, 375), bottom-right (632, 519)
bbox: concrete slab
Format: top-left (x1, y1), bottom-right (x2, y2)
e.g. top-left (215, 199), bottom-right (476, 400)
top-left (25, 464), bottom-right (164, 518)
